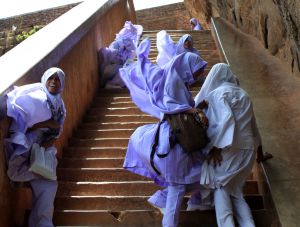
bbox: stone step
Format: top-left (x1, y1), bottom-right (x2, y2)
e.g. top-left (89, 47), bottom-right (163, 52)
top-left (74, 128), bottom-right (135, 138)
top-left (93, 96), bottom-right (132, 104)
top-left (57, 181), bottom-right (160, 196)
top-left (53, 209), bottom-right (271, 227)
top-left (58, 157), bottom-right (124, 168)
top-left (98, 88), bottom-right (129, 96)
top-left (63, 147), bottom-right (127, 158)
top-left (54, 194), bottom-right (263, 211)
top-left (87, 107), bottom-right (142, 116)
top-left (69, 138), bottom-right (129, 147)
top-left (57, 181), bottom-right (258, 196)
top-left (57, 168), bottom-right (150, 182)
top-left (78, 121), bottom-right (154, 130)
top-left (84, 114), bottom-right (157, 123)
top-left (93, 101), bottom-right (137, 108)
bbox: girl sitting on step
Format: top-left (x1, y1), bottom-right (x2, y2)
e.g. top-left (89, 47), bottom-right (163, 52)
top-left (190, 18), bottom-right (203, 31)
top-left (120, 38), bottom-right (211, 227)
top-left (98, 21), bottom-right (143, 88)
top-left (156, 32), bottom-right (201, 69)
top-left (5, 67), bottom-right (66, 227)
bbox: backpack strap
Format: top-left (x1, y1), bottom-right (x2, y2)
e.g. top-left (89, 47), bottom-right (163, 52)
top-left (150, 120), bottom-right (166, 175)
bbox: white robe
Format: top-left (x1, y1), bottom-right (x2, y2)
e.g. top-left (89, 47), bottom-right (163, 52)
top-left (195, 63), bottom-right (259, 227)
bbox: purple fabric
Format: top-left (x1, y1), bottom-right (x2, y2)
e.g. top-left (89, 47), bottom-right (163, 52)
top-left (116, 21), bottom-right (143, 47)
top-left (123, 122), bottom-right (205, 186)
top-left (190, 18), bottom-right (202, 30)
top-left (5, 68), bottom-right (65, 227)
top-left (156, 30), bottom-right (176, 67)
top-left (175, 34), bottom-right (200, 56)
top-left (5, 67), bottom-right (66, 164)
top-left (120, 38), bottom-right (207, 119)
top-left (29, 179), bottom-right (57, 227)
top-left (122, 37), bottom-right (208, 199)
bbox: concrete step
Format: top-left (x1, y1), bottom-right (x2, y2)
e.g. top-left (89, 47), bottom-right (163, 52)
top-left (54, 194), bottom-right (263, 211)
top-left (74, 128), bottom-right (135, 138)
top-left (57, 168), bottom-right (150, 182)
top-left (53, 209), bottom-right (271, 227)
top-left (84, 114), bottom-right (157, 123)
top-left (63, 147), bottom-right (126, 158)
top-left (58, 157), bottom-right (124, 168)
top-left (78, 121), bottom-right (154, 130)
top-left (57, 180), bottom-right (258, 196)
top-left (57, 181), bottom-right (160, 196)
top-left (69, 138), bottom-right (129, 147)
top-left (88, 107), bottom-right (142, 116)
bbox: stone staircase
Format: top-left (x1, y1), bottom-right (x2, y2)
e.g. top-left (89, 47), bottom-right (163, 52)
top-left (53, 30), bottom-right (271, 226)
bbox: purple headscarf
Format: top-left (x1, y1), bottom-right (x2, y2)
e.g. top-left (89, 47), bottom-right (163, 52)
top-left (116, 21), bottom-right (143, 47)
top-left (175, 34), bottom-right (200, 56)
top-left (190, 18), bottom-right (202, 30)
top-left (7, 67), bottom-right (66, 133)
top-left (120, 38), bottom-right (207, 119)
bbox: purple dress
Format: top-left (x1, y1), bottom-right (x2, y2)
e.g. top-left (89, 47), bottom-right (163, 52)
top-left (120, 38), bottom-right (209, 227)
top-left (5, 67), bottom-right (66, 227)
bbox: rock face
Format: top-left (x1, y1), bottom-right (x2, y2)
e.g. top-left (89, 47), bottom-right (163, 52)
top-left (184, 0), bottom-right (300, 76)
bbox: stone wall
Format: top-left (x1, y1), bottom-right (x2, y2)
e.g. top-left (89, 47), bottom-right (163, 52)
top-left (136, 2), bottom-right (191, 30)
top-left (0, 3), bottom-right (79, 56)
top-left (0, 0), bottom-right (135, 226)
top-left (184, 0), bottom-right (300, 76)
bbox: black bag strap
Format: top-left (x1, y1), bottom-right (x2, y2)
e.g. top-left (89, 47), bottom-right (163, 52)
top-left (150, 120), bottom-right (166, 175)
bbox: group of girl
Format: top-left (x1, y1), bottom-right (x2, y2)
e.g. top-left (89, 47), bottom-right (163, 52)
top-left (2, 18), bottom-right (269, 227)
top-left (119, 21), bottom-right (266, 227)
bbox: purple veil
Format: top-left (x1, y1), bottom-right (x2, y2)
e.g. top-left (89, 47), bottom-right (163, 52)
top-left (120, 38), bottom-right (207, 119)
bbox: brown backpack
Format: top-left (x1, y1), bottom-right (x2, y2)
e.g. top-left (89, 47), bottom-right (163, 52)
top-left (165, 112), bottom-right (210, 153)
top-left (150, 112), bottom-right (209, 175)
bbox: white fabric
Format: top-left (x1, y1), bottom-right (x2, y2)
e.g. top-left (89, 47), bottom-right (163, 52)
top-left (195, 63), bottom-right (259, 227)
top-left (156, 30), bottom-right (176, 68)
top-left (29, 143), bottom-right (57, 180)
top-left (195, 63), bottom-right (239, 107)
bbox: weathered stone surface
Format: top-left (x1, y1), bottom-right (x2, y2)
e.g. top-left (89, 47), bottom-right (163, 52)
top-left (184, 0), bottom-right (300, 76)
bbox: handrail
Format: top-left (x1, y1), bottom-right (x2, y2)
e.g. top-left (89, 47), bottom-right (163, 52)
top-left (210, 17), bottom-right (230, 65)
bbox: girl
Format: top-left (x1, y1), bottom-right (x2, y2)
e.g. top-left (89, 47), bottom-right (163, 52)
top-left (5, 67), bottom-right (66, 227)
top-left (120, 38), bottom-right (210, 227)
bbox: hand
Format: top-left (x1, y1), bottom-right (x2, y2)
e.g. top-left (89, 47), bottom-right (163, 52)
top-left (256, 145), bottom-right (273, 163)
top-left (44, 119), bottom-right (60, 130)
top-left (41, 138), bottom-right (56, 149)
top-left (27, 119), bottom-right (60, 133)
top-left (197, 100), bottom-right (209, 109)
top-left (197, 110), bottom-right (209, 128)
top-left (207, 147), bottom-right (222, 167)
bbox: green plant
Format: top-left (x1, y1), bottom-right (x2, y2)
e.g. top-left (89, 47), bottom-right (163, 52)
top-left (15, 25), bottom-right (43, 43)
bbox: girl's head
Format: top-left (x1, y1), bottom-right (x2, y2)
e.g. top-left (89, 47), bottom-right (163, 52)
top-left (190, 18), bottom-right (198, 30)
top-left (184, 35), bottom-right (193, 49)
top-left (169, 52), bottom-right (207, 86)
top-left (176, 34), bottom-right (194, 55)
top-left (41, 67), bottom-right (65, 95)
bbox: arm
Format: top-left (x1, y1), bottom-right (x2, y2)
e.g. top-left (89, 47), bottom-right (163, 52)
top-left (26, 118), bottom-right (60, 133)
top-left (207, 146), bottom-right (223, 167)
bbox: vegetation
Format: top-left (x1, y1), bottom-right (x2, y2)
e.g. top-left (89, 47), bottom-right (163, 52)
top-left (15, 25), bottom-right (43, 43)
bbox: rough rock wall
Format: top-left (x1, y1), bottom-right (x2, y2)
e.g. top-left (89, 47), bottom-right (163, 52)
top-left (184, 0), bottom-right (300, 76)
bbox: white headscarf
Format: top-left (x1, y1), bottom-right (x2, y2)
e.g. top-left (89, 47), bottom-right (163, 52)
top-left (41, 67), bottom-right (65, 114)
top-left (194, 63), bottom-right (238, 106)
